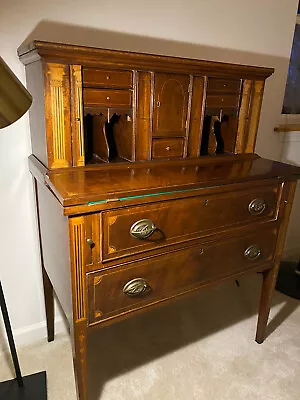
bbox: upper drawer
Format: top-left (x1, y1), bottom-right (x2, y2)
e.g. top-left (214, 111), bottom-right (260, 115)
top-left (206, 94), bottom-right (240, 109)
top-left (101, 184), bottom-right (281, 262)
top-left (207, 78), bottom-right (241, 93)
top-left (83, 88), bottom-right (132, 108)
top-left (88, 228), bottom-right (277, 325)
top-left (83, 69), bottom-right (133, 88)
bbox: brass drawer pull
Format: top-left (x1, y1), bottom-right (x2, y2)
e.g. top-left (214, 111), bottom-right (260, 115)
top-left (130, 219), bottom-right (156, 239)
top-left (248, 198), bottom-right (266, 215)
top-left (244, 245), bottom-right (261, 260)
top-left (166, 146), bottom-right (171, 151)
top-left (123, 278), bottom-right (150, 297)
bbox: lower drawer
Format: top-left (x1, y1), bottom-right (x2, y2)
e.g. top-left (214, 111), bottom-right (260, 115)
top-left (88, 228), bottom-right (277, 325)
top-left (152, 138), bottom-right (184, 159)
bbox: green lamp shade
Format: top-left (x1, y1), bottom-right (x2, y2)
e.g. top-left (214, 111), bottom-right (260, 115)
top-left (0, 56), bottom-right (32, 129)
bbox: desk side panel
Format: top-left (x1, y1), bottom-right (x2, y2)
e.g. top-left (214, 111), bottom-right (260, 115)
top-left (36, 180), bottom-right (72, 324)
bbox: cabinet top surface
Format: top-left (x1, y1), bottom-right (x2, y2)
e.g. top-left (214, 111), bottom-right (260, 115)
top-left (40, 156), bottom-right (300, 207)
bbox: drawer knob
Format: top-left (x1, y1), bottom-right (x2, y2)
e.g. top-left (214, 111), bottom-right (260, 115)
top-left (130, 219), bottom-right (156, 239)
top-left (166, 146), bottom-right (171, 151)
top-left (123, 278), bottom-right (150, 297)
top-left (87, 238), bottom-right (95, 248)
top-left (106, 96), bottom-right (110, 100)
top-left (106, 76), bottom-right (110, 80)
top-left (244, 245), bottom-right (261, 260)
top-left (248, 198), bottom-right (266, 215)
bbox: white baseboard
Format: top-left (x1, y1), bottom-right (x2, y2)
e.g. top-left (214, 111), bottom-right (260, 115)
top-left (0, 317), bottom-right (67, 354)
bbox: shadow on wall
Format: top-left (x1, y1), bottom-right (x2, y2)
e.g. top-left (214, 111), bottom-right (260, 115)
top-left (19, 20), bottom-right (290, 160)
top-left (20, 20), bottom-right (284, 67)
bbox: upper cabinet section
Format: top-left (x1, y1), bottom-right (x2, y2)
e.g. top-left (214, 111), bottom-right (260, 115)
top-left (18, 41), bottom-right (273, 170)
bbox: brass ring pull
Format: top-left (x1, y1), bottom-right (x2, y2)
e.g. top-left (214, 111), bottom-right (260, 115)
top-left (244, 245), bottom-right (261, 260)
top-left (123, 278), bottom-right (150, 297)
top-left (248, 198), bottom-right (266, 215)
top-left (130, 219), bottom-right (156, 239)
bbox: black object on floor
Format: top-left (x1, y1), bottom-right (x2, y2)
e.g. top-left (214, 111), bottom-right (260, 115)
top-left (0, 371), bottom-right (47, 400)
top-left (0, 281), bottom-right (47, 399)
top-left (276, 261), bottom-right (300, 300)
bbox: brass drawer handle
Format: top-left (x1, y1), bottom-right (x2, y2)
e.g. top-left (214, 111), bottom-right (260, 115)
top-left (248, 198), bottom-right (266, 215)
top-left (130, 219), bottom-right (156, 239)
top-left (244, 245), bottom-right (261, 260)
top-left (123, 278), bottom-right (150, 297)
top-left (166, 146), bottom-right (171, 151)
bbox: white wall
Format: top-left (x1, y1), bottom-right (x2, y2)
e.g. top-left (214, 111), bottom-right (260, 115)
top-left (280, 131), bottom-right (300, 261)
top-left (0, 0), bottom-right (299, 348)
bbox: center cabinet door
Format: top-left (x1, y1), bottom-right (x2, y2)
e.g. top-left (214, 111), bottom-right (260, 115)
top-left (153, 73), bottom-right (190, 137)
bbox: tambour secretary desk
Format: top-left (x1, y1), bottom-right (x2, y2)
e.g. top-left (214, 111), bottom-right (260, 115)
top-left (18, 41), bottom-right (300, 399)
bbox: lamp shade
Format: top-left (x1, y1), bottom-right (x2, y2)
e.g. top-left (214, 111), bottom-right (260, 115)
top-left (0, 56), bottom-right (32, 129)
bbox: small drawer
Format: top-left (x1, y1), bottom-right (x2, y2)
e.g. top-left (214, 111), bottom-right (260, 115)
top-left (206, 94), bottom-right (240, 109)
top-left (207, 78), bottom-right (241, 93)
top-left (88, 228), bottom-right (277, 325)
top-left (101, 184), bottom-right (281, 262)
top-left (83, 88), bottom-right (132, 108)
top-left (83, 69), bottom-right (133, 88)
top-left (152, 138), bottom-right (184, 159)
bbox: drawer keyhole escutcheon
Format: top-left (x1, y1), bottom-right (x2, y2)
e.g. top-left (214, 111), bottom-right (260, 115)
top-left (248, 198), bottom-right (266, 215)
top-left (130, 219), bottom-right (157, 239)
top-left (244, 245), bottom-right (261, 260)
top-left (123, 278), bottom-right (150, 297)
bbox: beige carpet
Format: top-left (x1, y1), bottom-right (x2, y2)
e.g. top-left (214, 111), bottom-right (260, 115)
top-left (1, 274), bottom-right (300, 400)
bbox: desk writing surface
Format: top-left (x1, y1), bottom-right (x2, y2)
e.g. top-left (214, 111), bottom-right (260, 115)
top-left (45, 156), bottom-right (300, 207)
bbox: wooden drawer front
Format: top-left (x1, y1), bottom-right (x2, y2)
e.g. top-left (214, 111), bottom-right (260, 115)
top-left (152, 138), bottom-right (184, 159)
top-left (88, 228), bottom-right (277, 325)
top-left (102, 185), bottom-right (281, 261)
top-left (83, 69), bottom-right (133, 88)
top-left (206, 94), bottom-right (239, 109)
top-left (83, 88), bottom-right (132, 108)
top-left (208, 78), bottom-right (241, 93)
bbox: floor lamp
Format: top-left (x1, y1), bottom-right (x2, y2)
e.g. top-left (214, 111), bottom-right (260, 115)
top-left (0, 56), bottom-right (47, 399)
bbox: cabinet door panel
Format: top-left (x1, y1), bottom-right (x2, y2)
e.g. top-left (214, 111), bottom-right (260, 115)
top-left (153, 73), bottom-right (190, 137)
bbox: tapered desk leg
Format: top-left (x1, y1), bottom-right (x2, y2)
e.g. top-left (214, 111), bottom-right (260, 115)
top-left (256, 181), bottom-right (297, 344)
top-left (72, 321), bottom-right (88, 400)
top-left (42, 267), bottom-right (55, 342)
top-left (256, 267), bottom-right (278, 344)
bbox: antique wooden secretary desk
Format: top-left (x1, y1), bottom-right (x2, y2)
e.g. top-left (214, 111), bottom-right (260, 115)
top-left (18, 41), bottom-right (300, 399)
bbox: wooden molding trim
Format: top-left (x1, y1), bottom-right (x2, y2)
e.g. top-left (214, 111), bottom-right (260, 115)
top-left (18, 41), bottom-right (274, 80)
top-left (274, 124), bottom-right (300, 132)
